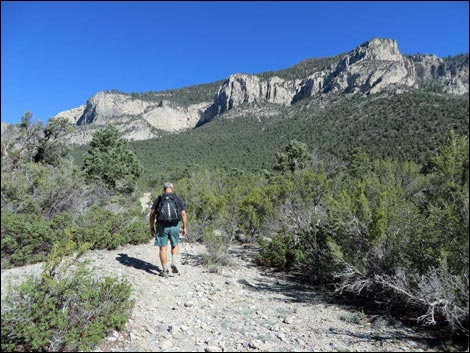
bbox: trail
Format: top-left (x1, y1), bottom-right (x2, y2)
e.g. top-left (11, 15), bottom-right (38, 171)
top-left (0, 192), bottom-right (443, 352)
top-left (1, 240), bottom-right (441, 352)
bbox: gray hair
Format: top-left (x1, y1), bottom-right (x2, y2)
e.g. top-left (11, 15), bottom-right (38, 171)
top-left (163, 182), bottom-right (173, 189)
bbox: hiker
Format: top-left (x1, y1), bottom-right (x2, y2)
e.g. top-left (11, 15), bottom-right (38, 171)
top-left (149, 182), bottom-right (187, 277)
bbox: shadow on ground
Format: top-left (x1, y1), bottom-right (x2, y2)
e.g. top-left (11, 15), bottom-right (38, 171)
top-left (230, 244), bottom-right (463, 351)
top-left (228, 244), bottom-right (259, 268)
top-left (116, 253), bottom-right (161, 275)
top-left (180, 252), bottom-right (205, 267)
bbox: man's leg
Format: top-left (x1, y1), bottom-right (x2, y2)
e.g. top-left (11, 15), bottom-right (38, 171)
top-left (156, 225), bottom-right (170, 276)
top-left (170, 224), bottom-right (181, 273)
top-left (159, 245), bottom-right (169, 272)
top-left (171, 244), bottom-right (179, 273)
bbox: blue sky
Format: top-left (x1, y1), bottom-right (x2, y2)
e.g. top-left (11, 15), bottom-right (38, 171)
top-left (1, 1), bottom-right (469, 125)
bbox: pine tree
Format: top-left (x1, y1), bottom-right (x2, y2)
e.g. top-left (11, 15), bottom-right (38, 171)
top-left (83, 125), bottom-right (143, 192)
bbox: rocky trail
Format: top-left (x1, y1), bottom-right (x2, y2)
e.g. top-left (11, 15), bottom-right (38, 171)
top-left (1, 238), bottom-right (446, 352)
top-left (0, 191), bottom-right (448, 352)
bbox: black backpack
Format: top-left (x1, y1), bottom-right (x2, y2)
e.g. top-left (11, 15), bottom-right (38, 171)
top-left (157, 194), bottom-right (181, 225)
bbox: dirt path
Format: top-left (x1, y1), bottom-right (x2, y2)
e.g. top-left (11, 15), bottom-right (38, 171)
top-left (1, 240), bottom-right (443, 352)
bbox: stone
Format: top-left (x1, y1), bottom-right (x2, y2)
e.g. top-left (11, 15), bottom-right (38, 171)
top-left (154, 324), bottom-right (170, 333)
top-left (283, 316), bottom-right (294, 324)
top-left (277, 332), bottom-right (289, 343)
top-left (259, 342), bottom-right (273, 351)
top-left (145, 325), bottom-right (156, 335)
top-left (159, 339), bottom-right (173, 349)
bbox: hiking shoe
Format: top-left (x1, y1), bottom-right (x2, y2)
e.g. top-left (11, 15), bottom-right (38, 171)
top-left (171, 264), bottom-right (179, 274)
top-left (159, 270), bottom-right (169, 278)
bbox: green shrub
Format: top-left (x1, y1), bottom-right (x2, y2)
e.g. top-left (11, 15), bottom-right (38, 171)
top-left (202, 228), bottom-right (232, 270)
top-left (258, 226), bottom-right (334, 279)
top-left (1, 240), bottom-right (134, 352)
top-left (74, 206), bottom-right (151, 250)
top-left (1, 212), bottom-right (58, 268)
top-left (1, 206), bottom-right (150, 268)
top-left (339, 311), bottom-right (365, 324)
top-left (324, 135), bottom-right (469, 330)
top-left (258, 233), bottom-right (301, 271)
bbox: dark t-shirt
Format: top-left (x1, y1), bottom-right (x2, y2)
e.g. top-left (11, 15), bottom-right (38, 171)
top-left (151, 192), bottom-right (186, 216)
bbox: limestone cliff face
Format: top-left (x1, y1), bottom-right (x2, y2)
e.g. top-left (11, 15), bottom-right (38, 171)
top-left (199, 38), bottom-right (468, 126)
top-left (63, 119), bottom-right (158, 145)
top-left (1, 121), bottom-right (11, 136)
top-left (55, 92), bottom-right (211, 144)
top-left (411, 54), bottom-right (469, 95)
top-left (54, 105), bottom-right (86, 125)
top-left (293, 38), bottom-right (417, 100)
top-left (143, 100), bottom-right (210, 131)
top-left (55, 38), bottom-right (468, 145)
top-left (76, 92), bottom-right (209, 131)
top-left (298, 39), bottom-right (468, 97)
top-left (77, 92), bottom-right (150, 126)
top-left (197, 74), bottom-right (299, 127)
top-left (320, 38), bottom-right (416, 95)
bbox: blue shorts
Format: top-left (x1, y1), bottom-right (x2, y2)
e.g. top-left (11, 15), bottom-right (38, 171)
top-left (154, 222), bottom-right (181, 247)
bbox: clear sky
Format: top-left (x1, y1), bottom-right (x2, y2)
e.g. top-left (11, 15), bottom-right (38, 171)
top-left (1, 1), bottom-right (469, 125)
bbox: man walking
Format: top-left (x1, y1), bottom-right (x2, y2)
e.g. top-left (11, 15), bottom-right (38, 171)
top-left (150, 182), bottom-right (187, 277)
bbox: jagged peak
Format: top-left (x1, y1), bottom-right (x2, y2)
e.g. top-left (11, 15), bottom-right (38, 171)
top-left (346, 37), bottom-right (402, 64)
top-left (227, 73), bottom-right (257, 81)
top-left (88, 90), bottom-right (129, 100)
top-left (225, 73), bottom-right (286, 86)
top-left (361, 37), bottom-right (398, 47)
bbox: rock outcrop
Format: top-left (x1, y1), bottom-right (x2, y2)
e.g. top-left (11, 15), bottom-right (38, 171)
top-left (63, 119), bottom-right (158, 145)
top-left (54, 105), bottom-right (86, 125)
top-left (54, 38), bottom-right (469, 145)
top-left (411, 53), bottom-right (469, 95)
top-left (1, 121), bottom-right (11, 135)
top-left (199, 38), bottom-right (468, 125)
top-left (320, 38), bottom-right (416, 95)
top-left (55, 92), bottom-right (211, 144)
top-left (197, 74), bottom-right (299, 127)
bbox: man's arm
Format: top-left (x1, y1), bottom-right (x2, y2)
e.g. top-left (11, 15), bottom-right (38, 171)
top-left (181, 210), bottom-right (187, 236)
top-left (149, 208), bottom-right (156, 236)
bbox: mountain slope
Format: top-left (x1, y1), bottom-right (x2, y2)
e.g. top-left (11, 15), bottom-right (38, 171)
top-left (56, 38), bottom-right (469, 145)
top-left (122, 89), bottom-right (467, 182)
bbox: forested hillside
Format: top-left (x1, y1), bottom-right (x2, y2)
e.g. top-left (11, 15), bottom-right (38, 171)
top-left (123, 89), bottom-right (468, 183)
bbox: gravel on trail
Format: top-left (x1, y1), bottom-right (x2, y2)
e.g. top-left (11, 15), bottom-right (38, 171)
top-left (1, 240), bottom-right (444, 352)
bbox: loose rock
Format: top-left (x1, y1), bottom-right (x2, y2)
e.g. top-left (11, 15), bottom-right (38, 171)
top-left (1, 241), bottom-right (446, 353)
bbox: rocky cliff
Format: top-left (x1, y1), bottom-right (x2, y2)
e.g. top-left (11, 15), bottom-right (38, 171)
top-left (196, 74), bottom-right (301, 127)
top-left (55, 38), bottom-right (469, 145)
top-left (1, 121), bottom-right (11, 134)
top-left (411, 53), bottom-right (469, 95)
top-left (57, 91), bottom-right (211, 145)
top-left (200, 38), bottom-right (468, 126)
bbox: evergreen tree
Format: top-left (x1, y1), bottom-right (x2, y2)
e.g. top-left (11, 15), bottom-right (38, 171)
top-left (83, 125), bottom-right (143, 192)
top-left (273, 139), bottom-right (312, 173)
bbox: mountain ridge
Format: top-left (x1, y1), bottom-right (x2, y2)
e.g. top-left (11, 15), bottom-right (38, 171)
top-left (54, 38), bottom-right (469, 145)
